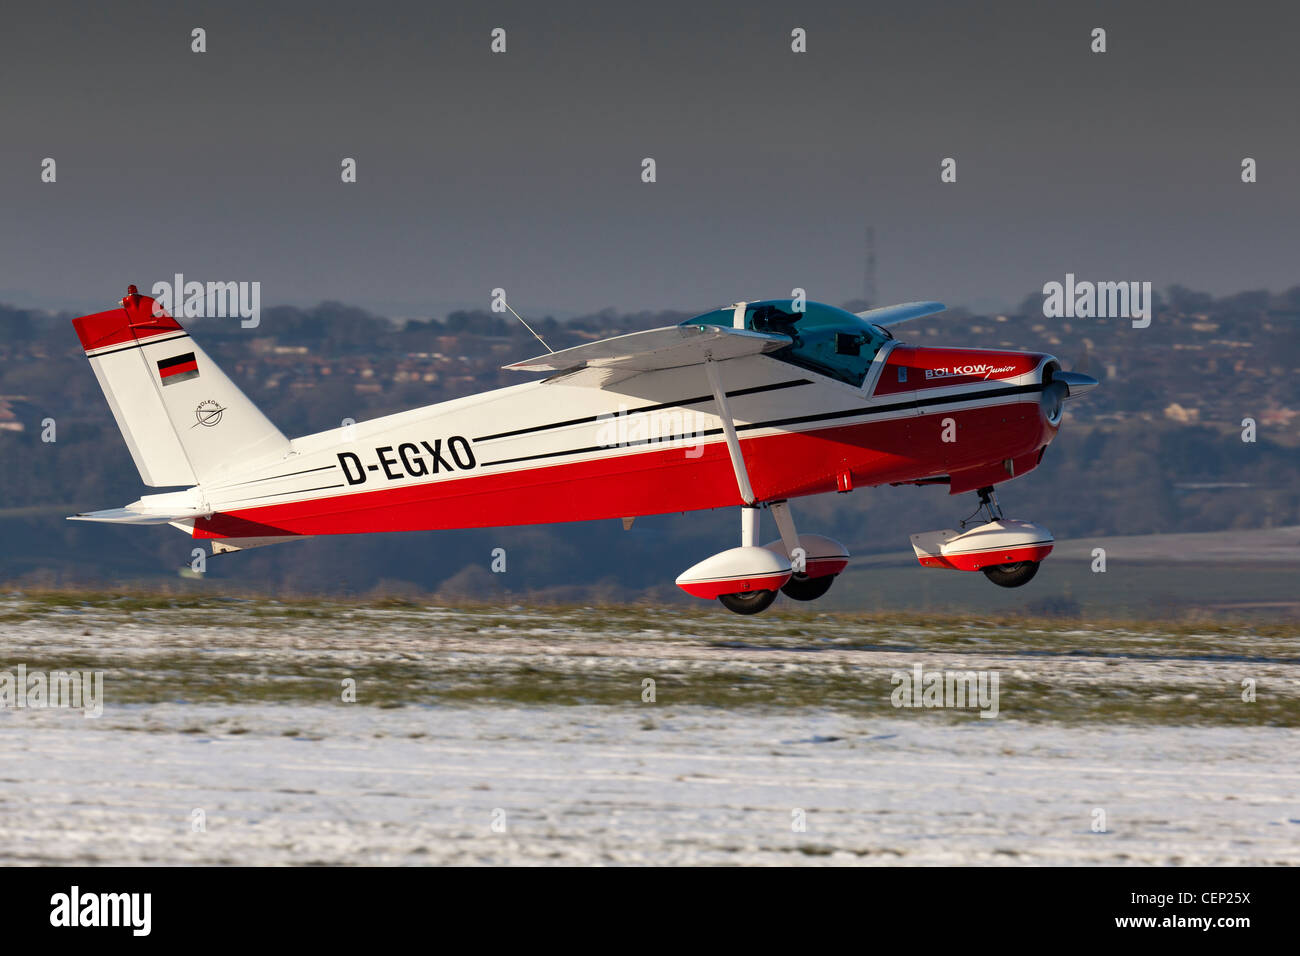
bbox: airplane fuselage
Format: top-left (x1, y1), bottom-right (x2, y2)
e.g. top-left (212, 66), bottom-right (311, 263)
top-left (173, 341), bottom-right (1058, 543)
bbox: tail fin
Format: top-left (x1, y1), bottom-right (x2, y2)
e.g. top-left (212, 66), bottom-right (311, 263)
top-left (72, 286), bottom-right (289, 487)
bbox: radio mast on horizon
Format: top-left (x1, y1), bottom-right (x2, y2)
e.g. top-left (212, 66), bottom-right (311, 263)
top-left (863, 226), bottom-right (877, 308)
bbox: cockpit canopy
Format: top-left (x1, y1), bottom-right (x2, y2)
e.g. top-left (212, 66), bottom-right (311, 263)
top-left (680, 299), bottom-right (891, 387)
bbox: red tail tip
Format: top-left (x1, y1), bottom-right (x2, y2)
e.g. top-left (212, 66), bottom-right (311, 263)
top-left (73, 286), bottom-right (182, 352)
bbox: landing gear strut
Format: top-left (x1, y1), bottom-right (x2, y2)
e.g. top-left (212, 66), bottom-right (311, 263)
top-left (713, 501), bottom-right (848, 611)
top-left (768, 500), bottom-right (836, 602)
top-left (963, 485), bottom-right (1003, 528)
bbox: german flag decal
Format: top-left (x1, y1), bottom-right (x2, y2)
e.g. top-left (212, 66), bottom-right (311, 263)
top-left (157, 352), bottom-right (199, 385)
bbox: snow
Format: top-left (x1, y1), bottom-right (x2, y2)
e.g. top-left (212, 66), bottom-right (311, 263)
top-left (0, 601), bottom-right (1296, 865)
top-left (1, 705), bottom-right (1296, 865)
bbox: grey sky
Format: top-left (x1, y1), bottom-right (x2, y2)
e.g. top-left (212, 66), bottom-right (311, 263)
top-left (2, 0), bottom-right (1297, 318)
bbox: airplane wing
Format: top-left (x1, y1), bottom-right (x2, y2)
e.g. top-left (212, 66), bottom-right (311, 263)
top-left (504, 323), bottom-right (792, 506)
top-left (855, 301), bottom-right (946, 326)
top-left (503, 324), bottom-right (792, 374)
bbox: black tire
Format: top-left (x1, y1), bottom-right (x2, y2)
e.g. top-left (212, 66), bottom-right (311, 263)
top-left (781, 574), bottom-right (835, 601)
top-left (981, 561), bottom-right (1040, 588)
top-left (718, 589), bottom-right (778, 614)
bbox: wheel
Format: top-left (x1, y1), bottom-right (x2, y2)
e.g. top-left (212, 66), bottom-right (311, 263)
top-left (718, 589), bottom-right (778, 614)
top-left (780, 574), bottom-right (835, 601)
top-left (981, 561), bottom-right (1040, 588)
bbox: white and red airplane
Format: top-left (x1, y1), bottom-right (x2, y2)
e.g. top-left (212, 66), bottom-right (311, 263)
top-left (70, 287), bottom-right (1097, 614)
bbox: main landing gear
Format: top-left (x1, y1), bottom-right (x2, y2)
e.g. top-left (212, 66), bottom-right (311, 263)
top-left (676, 501), bottom-right (850, 615)
top-left (780, 574), bottom-right (835, 602)
top-left (674, 356), bottom-right (848, 614)
top-left (909, 486), bottom-right (1055, 588)
top-left (717, 589), bottom-right (779, 615)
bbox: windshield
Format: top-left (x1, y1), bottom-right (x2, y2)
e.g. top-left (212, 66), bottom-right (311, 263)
top-left (681, 300), bottom-right (889, 387)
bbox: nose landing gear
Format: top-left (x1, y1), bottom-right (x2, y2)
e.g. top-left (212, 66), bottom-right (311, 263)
top-left (981, 560), bottom-right (1040, 588)
top-left (909, 486), bottom-right (1054, 586)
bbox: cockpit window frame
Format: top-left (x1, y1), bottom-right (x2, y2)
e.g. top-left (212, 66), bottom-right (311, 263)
top-left (681, 299), bottom-right (891, 389)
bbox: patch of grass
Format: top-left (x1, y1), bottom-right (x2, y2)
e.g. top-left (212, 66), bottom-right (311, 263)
top-left (1, 594), bottom-right (1296, 725)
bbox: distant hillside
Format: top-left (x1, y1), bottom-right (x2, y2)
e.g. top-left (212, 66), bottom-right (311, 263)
top-left (2, 287), bottom-right (1298, 606)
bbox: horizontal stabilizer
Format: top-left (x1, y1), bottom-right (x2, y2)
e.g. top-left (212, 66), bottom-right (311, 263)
top-left (855, 301), bottom-right (946, 326)
top-left (68, 507), bottom-right (208, 525)
top-left (504, 324), bottom-right (791, 374)
top-left (209, 535), bottom-right (308, 554)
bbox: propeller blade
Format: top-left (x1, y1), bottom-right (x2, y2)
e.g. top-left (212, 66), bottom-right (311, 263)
top-left (1054, 370), bottom-right (1099, 399)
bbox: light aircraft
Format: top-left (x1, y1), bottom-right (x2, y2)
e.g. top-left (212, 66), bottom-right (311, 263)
top-left (70, 287), bottom-right (1097, 614)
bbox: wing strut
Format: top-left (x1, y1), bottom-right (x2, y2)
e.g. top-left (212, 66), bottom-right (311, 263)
top-left (704, 354), bottom-right (755, 505)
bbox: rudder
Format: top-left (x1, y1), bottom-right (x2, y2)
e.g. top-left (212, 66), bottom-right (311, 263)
top-left (72, 286), bottom-right (289, 487)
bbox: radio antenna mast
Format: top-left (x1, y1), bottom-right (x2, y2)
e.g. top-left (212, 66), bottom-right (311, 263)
top-left (503, 299), bottom-right (553, 353)
top-left (863, 225), bottom-right (877, 308)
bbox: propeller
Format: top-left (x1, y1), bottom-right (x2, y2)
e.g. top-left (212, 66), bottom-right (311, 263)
top-left (1054, 370), bottom-right (1100, 397)
top-left (1040, 369), bottom-right (1099, 425)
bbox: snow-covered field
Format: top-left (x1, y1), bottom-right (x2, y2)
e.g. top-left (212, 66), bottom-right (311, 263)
top-left (0, 597), bottom-right (1297, 865)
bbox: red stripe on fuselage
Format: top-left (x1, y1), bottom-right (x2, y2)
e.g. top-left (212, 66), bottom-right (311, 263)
top-left (193, 401), bottom-right (1054, 539)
